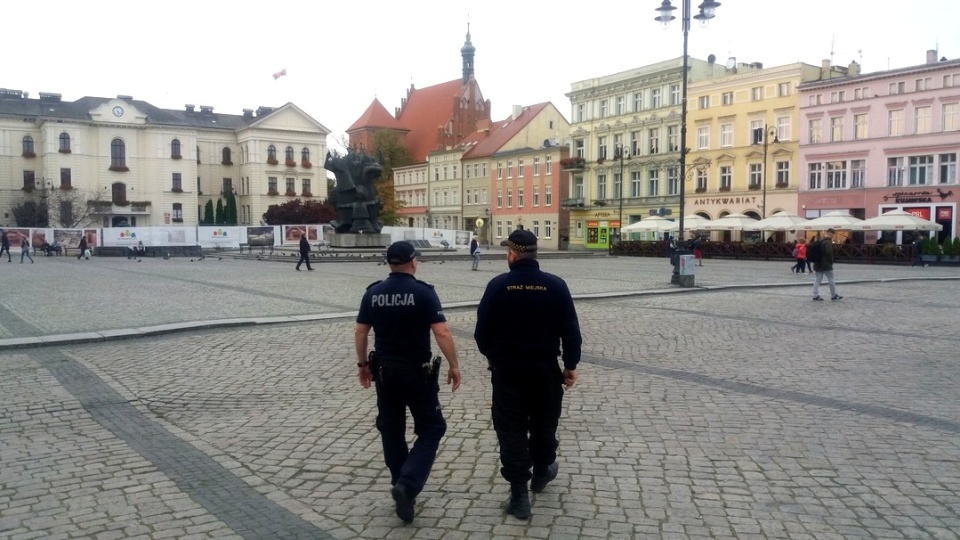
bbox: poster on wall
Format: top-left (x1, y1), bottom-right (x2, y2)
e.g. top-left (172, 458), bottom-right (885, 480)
top-left (245, 226), bottom-right (277, 247)
top-left (54, 229), bottom-right (84, 248)
top-left (283, 225), bottom-right (318, 244)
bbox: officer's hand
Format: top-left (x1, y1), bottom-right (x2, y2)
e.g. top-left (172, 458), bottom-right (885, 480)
top-left (359, 365), bottom-right (372, 389)
top-left (562, 368), bottom-right (577, 390)
top-left (447, 367), bottom-right (461, 393)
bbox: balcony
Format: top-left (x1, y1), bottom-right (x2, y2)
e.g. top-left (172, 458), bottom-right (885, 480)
top-left (560, 197), bottom-right (586, 208)
top-left (88, 200), bottom-right (151, 214)
top-left (560, 157), bottom-right (586, 171)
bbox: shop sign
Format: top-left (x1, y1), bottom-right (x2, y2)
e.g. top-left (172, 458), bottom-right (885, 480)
top-left (883, 189), bottom-right (955, 204)
top-left (902, 207), bottom-right (931, 220)
top-left (938, 207), bottom-right (953, 220)
top-left (691, 196), bottom-right (758, 205)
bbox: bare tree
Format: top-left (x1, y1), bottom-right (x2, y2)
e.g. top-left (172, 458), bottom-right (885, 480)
top-left (13, 188), bottom-right (105, 228)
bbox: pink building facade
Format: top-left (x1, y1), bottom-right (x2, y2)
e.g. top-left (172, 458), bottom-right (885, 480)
top-left (798, 53), bottom-right (960, 243)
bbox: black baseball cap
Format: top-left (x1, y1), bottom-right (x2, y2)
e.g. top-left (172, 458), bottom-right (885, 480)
top-left (500, 229), bottom-right (538, 252)
top-left (386, 241), bottom-right (420, 264)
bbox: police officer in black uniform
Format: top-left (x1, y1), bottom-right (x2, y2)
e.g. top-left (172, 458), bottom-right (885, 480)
top-left (474, 229), bottom-right (582, 520)
top-left (355, 240), bottom-right (461, 524)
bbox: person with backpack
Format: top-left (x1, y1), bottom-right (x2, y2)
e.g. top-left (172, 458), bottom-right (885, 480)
top-left (791, 239), bottom-right (807, 274)
top-left (810, 228), bottom-right (842, 301)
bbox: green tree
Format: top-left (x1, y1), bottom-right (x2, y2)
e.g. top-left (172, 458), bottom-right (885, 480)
top-left (203, 200), bottom-right (215, 224)
top-left (367, 130), bottom-right (414, 226)
top-left (226, 192), bottom-right (238, 225)
top-left (215, 198), bottom-right (225, 225)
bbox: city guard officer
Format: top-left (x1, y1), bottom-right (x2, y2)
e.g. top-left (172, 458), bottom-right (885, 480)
top-left (355, 240), bottom-right (461, 524)
top-left (474, 229), bottom-right (582, 520)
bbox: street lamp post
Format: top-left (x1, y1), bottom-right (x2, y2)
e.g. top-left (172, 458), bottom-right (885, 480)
top-left (655, 0), bottom-right (720, 283)
top-left (614, 143), bottom-right (630, 243)
top-left (753, 125), bottom-right (779, 219)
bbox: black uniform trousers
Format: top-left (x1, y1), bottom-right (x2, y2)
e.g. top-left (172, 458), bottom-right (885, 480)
top-left (375, 364), bottom-right (446, 497)
top-left (491, 362), bottom-right (564, 485)
top-left (295, 252), bottom-right (312, 270)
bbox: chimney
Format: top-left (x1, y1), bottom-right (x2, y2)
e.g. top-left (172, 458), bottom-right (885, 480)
top-left (926, 49), bottom-right (938, 64)
top-left (821, 59), bottom-right (832, 78)
top-left (39, 92), bottom-right (62, 102)
top-left (848, 61), bottom-right (861, 77)
top-left (242, 108), bottom-right (254, 118)
top-left (199, 105), bottom-right (214, 114)
top-left (117, 95), bottom-right (133, 100)
top-left (185, 104), bottom-right (195, 113)
top-left (255, 106), bottom-right (273, 116)
top-left (512, 105), bottom-right (523, 120)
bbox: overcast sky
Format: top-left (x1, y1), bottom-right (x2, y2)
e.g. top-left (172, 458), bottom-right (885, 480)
top-left (6, 0), bottom-right (959, 152)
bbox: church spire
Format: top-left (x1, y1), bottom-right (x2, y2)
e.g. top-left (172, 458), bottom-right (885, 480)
top-left (461, 22), bottom-right (475, 85)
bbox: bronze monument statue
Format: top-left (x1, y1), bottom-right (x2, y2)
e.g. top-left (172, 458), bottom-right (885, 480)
top-left (324, 148), bottom-right (384, 234)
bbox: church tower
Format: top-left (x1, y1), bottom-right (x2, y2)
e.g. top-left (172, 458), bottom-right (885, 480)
top-left (461, 23), bottom-right (476, 84)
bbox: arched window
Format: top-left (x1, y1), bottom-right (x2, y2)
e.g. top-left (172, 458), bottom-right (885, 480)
top-left (285, 146), bottom-right (295, 162)
top-left (59, 132), bottom-right (71, 153)
top-left (267, 145), bottom-right (277, 163)
top-left (22, 135), bottom-right (35, 156)
top-left (221, 146), bottom-right (232, 165)
top-left (171, 138), bottom-right (181, 159)
top-left (110, 138), bottom-right (127, 170)
top-left (301, 147), bottom-right (310, 163)
top-left (112, 182), bottom-right (127, 204)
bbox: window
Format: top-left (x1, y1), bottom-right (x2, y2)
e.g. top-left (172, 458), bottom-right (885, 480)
top-left (830, 117), bottom-right (844, 142)
top-left (940, 153), bottom-right (957, 184)
top-left (851, 160), bottom-right (866, 188)
top-left (647, 169), bottom-right (659, 196)
top-left (613, 172), bottom-right (622, 200)
top-left (60, 168), bottom-right (72, 189)
top-left (507, 161), bottom-right (513, 179)
top-left (720, 123), bottom-right (733, 147)
top-left (284, 146), bottom-right (294, 162)
top-left (544, 220), bottom-right (553, 239)
top-left (533, 186), bottom-right (540, 206)
top-left (597, 137), bottom-right (607, 160)
top-left (545, 155), bottom-right (551, 174)
top-left (719, 166), bottom-right (732, 191)
top-left (854, 114), bottom-right (868, 139)
top-left (518, 159), bottom-right (524, 178)
top-left (197, 145), bottom-right (201, 164)
top-left (631, 131), bottom-right (641, 156)
top-left (810, 94), bottom-right (823, 106)
top-left (889, 81), bottom-right (905, 94)
top-left (651, 88), bottom-right (661, 108)
top-left (648, 128), bottom-right (660, 154)
top-left (831, 90), bottom-right (845, 103)
top-left (915, 106), bottom-right (931, 134)
top-left (573, 178), bottom-right (584, 199)
top-left (698, 95), bottom-right (710, 109)
top-left (887, 157), bottom-right (904, 186)
top-left (776, 161), bottom-right (790, 187)
top-left (576, 104), bottom-right (586, 122)
top-left (532, 220), bottom-right (540, 238)
top-left (285, 177), bottom-right (295, 193)
top-left (60, 201), bottom-right (74, 226)
top-left (110, 138), bottom-right (126, 169)
top-left (722, 92), bottom-right (733, 105)
top-left (533, 157), bottom-right (540, 175)
top-left (909, 155), bottom-right (934, 185)
top-left (670, 84), bottom-right (680, 105)
top-left (809, 163), bottom-right (823, 189)
top-left (301, 147), bottom-right (310, 164)
top-left (615, 95), bottom-right (625, 115)
top-left (915, 77), bottom-right (931, 91)
top-left (545, 185), bottom-right (552, 205)
top-left (943, 103), bottom-right (960, 131)
top-left (597, 174), bottom-right (607, 200)
top-left (23, 170), bottom-right (35, 190)
top-left (267, 145), bottom-right (277, 162)
top-left (776, 116), bottom-right (791, 141)
top-left (697, 126), bottom-right (709, 150)
top-left (59, 132), bottom-right (71, 153)
top-left (695, 169), bottom-right (707, 192)
top-left (497, 162), bottom-right (503, 179)
top-left (778, 82), bottom-right (791, 97)
top-left (667, 125), bottom-right (679, 152)
top-left (945, 74), bottom-right (960, 87)
top-left (172, 173), bottom-right (182, 191)
top-left (517, 187), bottom-right (524, 207)
top-left (222, 147), bottom-right (232, 165)
top-left (302, 179), bottom-right (311, 195)
top-left (749, 163), bottom-right (762, 189)
top-left (600, 99), bottom-right (608, 118)
top-left (172, 203), bottom-right (183, 222)
top-left (889, 109), bottom-right (904, 136)
top-left (22, 135), bottom-right (34, 156)
top-left (631, 171), bottom-right (642, 197)
top-left (751, 86), bottom-right (763, 101)
top-left (268, 177), bottom-right (278, 193)
top-left (633, 92), bottom-right (643, 112)
top-left (223, 178), bottom-right (233, 194)
top-left (198, 176), bottom-right (202, 193)
top-left (854, 87), bottom-right (869, 100)
top-left (496, 222), bottom-right (503, 239)
top-left (666, 167), bottom-right (679, 196)
top-left (171, 138), bottom-right (181, 158)
top-left (497, 188), bottom-right (503, 207)
top-left (827, 161), bottom-right (847, 189)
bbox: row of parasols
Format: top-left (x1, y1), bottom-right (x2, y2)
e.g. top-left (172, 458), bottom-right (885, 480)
top-left (621, 210), bottom-right (943, 234)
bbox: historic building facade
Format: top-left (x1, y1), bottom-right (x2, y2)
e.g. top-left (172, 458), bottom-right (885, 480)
top-left (0, 90), bottom-right (329, 228)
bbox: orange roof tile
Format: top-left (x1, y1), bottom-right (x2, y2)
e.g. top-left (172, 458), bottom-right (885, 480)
top-left (346, 98), bottom-right (407, 133)
top-left (462, 102), bottom-right (550, 159)
top-left (396, 79), bottom-right (465, 162)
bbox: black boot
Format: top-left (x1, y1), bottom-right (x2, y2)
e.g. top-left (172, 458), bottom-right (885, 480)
top-left (531, 462), bottom-right (559, 493)
top-left (506, 484), bottom-right (531, 520)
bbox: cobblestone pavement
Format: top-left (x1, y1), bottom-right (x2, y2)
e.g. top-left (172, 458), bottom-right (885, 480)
top-left (1, 255), bottom-right (959, 539)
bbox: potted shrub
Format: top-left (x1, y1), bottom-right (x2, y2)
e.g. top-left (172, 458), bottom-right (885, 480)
top-left (942, 237), bottom-right (960, 263)
top-left (920, 236), bottom-right (940, 263)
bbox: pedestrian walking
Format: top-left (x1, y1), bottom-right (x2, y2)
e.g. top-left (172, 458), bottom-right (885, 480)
top-left (0, 230), bottom-right (11, 262)
top-left (19, 234), bottom-right (33, 264)
top-left (474, 229), bottom-right (582, 520)
top-left (912, 234), bottom-right (925, 267)
top-left (295, 233), bottom-right (313, 271)
top-left (812, 228), bottom-right (842, 301)
top-left (693, 235), bottom-right (703, 267)
top-left (470, 235), bottom-right (481, 271)
top-left (355, 240), bottom-right (461, 524)
top-left (791, 239), bottom-right (807, 274)
top-left (77, 236), bottom-right (88, 260)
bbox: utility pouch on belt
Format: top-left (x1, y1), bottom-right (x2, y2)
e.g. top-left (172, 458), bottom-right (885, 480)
top-left (421, 356), bottom-right (441, 385)
top-left (368, 351), bottom-right (382, 383)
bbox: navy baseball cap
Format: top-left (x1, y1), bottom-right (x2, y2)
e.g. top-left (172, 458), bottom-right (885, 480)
top-left (500, 229), bottom-right (538, 252)
top-left (386, 241), bottom-right (420, 264)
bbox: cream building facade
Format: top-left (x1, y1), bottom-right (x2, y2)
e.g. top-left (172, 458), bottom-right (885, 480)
top-left (0, 90), bottom-right (329, 229)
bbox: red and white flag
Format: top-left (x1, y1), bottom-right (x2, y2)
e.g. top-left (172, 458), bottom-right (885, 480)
top-left (272, 68), bottom-right (287, 80)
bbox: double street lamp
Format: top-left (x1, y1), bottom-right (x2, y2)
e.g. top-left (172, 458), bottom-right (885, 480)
top-left (753, 125), bottom-right (779, 219)
top-left (655, 0), bottom-right (720, 282)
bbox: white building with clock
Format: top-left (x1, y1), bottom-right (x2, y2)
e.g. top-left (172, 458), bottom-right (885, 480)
top-left (0, 89), bottom-right (330, 228)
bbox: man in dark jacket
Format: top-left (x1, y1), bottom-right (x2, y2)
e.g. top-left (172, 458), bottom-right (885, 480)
top-left (474, 229), bottom-right (582, 520)
top-left (295, 232), bottom-right (313, 271)
top-left (469, 235), bottom-right (480, 271)
top-left (0, 230), bottom-right (10, 262)
top-left (812, 228), bottom-right (842, 301)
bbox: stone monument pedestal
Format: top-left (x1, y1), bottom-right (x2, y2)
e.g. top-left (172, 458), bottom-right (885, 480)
top-left (325, 232), bottom-right (391, 248)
